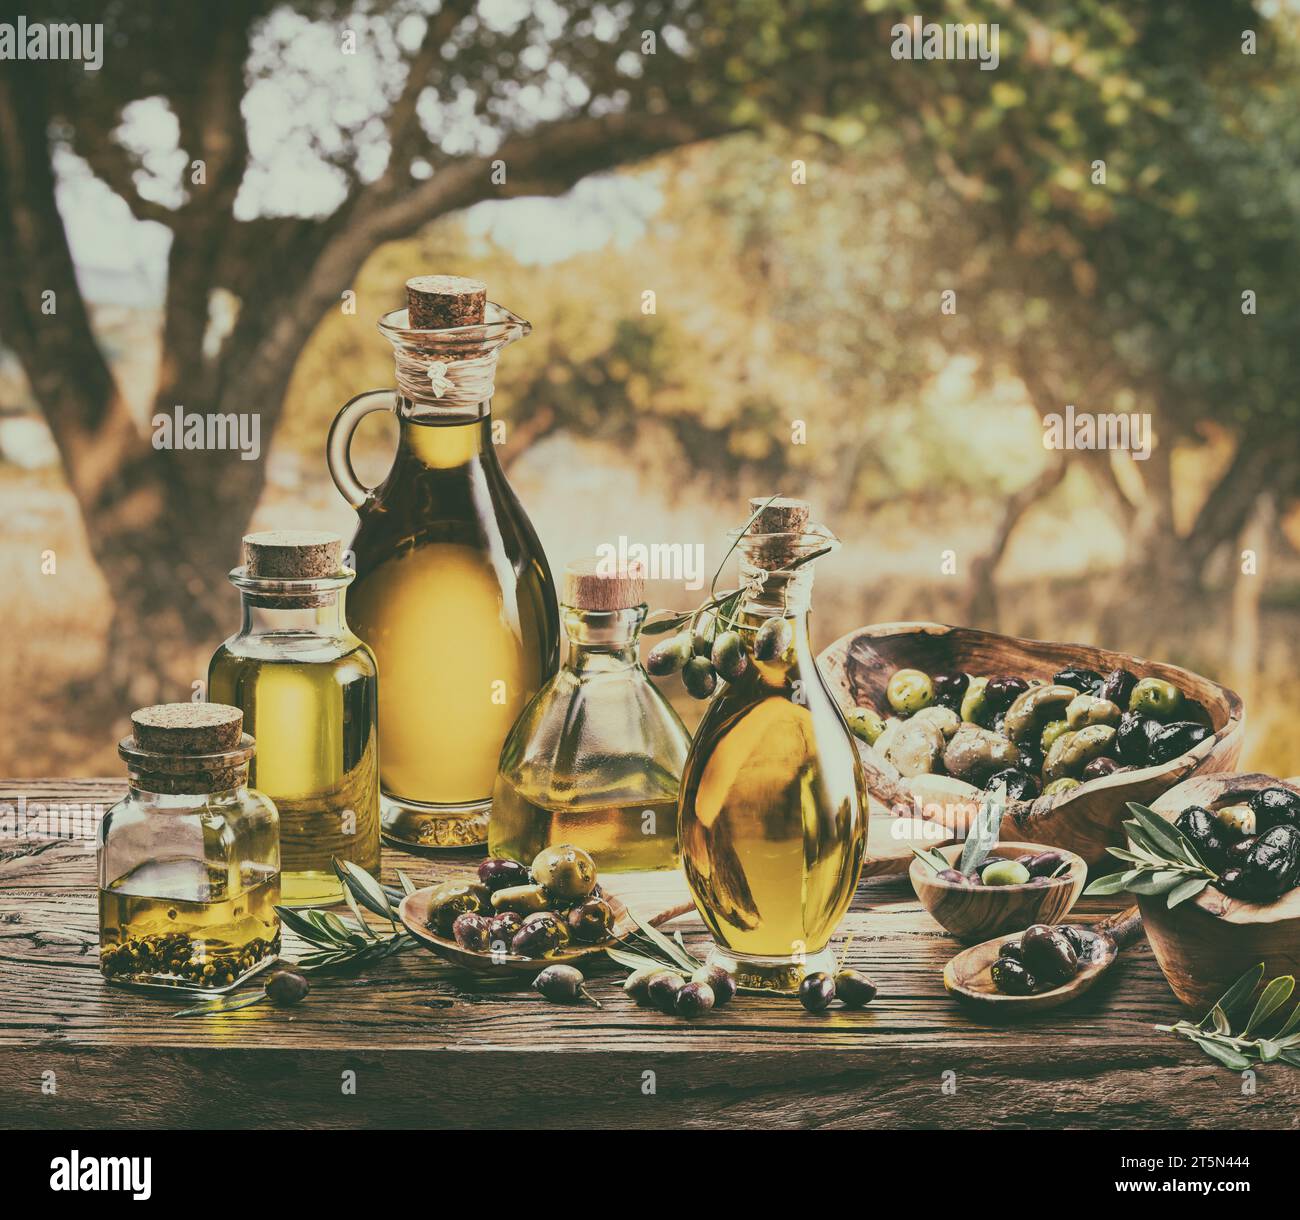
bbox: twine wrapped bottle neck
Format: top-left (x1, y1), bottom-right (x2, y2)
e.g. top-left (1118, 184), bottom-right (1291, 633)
top-left (392, 346), bottom-right (501, 413)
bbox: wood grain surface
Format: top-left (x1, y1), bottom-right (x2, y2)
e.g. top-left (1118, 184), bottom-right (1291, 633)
top-left (2, 779), bottom-right (1297, 1130)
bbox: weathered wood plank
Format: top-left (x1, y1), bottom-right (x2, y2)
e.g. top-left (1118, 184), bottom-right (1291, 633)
top-left (2, 779), bottom-right (1293, 1129)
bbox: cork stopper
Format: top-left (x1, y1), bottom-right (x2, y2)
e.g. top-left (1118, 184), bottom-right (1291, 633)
top-left (406, 275), bottom-right (487, 330)
top-left (562, 558), bottom-right (646, 611)
top-left (243, 530), bottom-right (342, 580)
top-left (123, 704), bottom-right (254, 794)
top-left (131, 703), bottom-right (244, 754)
top-left (744, 496), bottom-right (813, 570)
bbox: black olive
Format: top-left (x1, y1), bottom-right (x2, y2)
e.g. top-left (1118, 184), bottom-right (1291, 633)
top-left (533, 964), bottom-right (598, 1006)
top-left (1053, 666), bottom-right (1104, 694)
top-left (477, 858), bottom-right (531, 892)
top-left (1147, 721), bottom-right (1212, 765)
top-left (1175, 806), bottom-right (1230, 870)
top-left (1226, 835), bottom-right (1258, 865)
top-left (984, 676), bottom-right (1030, 715)
top-left (798, 972), bottom-right (836, 1012)
top-left (452, 912), bottom-right (493, 952)
top-left (647, 972), bottom-right (686, 1013)
top-left (1234, 825), bottom-right (1300, 901)
top-left (1099, 668), bottom-right (1138, 708)
top-left (1249, 787), bottom-right (1300, 833)
top-left (1057, 925), bottom-right (1092, 959)
top-left (1022, 850), bottom-right (1069, 878)
top-left (510, 914), bottom-right (564, 958)
top-left (488, 911), bottom-right (523, 951)
top-left (932, 671), bottom-right (970, 710)
top-left (566, 897), bottom-right (615, 944)
top-left (990, 956), bottom-right (1037, 995)
top-left (936, 868), bottom-right (976, 886)
top-left (985, 768), bottom-right (1040, 801)
top-left (998, 939), bottom-right (1024, 962)
top-left (1115, 712), bottom-right (1163, 766)
top-left (1081, 756), bottom-right (1121, 782)
top-left (834, 969), bottom-right (877, 1008)
top-left (266, 969), bottom-right (310, 1007)
top-left (1217, 867), bottom-right (1248, 897)
top-left (691, 965), bottom-right (737, 1006)
top-left (674, 981), bottom-right (716, 1017)
top-left (1020, 924), bottom-right (1079, 986)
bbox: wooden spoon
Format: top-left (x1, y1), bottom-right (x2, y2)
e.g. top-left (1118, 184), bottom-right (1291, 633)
top-left (943, 906), bottom-right (1143, 1018)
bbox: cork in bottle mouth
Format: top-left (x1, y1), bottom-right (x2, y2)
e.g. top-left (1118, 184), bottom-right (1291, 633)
top-left (561, 558), bottom-right (648, 611)
top-left (119, 703), bottom-right (256, 795)
top-left (729, 496), bottom-right (839, 572)
top-left (228, 529), bottom-right (352, 608)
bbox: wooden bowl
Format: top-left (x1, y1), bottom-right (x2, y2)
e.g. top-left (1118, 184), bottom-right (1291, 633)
top-left (397, 885), bottom-right (695, 976)
top-left (820, 621), bottom-right (1244, 867)
top-left (909, 841), bottom-right (1087, 941)
top-left (1142, 773), bottom-right (1300, 1010)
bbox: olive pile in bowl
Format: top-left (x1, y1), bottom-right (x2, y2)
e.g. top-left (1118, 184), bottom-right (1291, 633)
top-left (424, 844), bottom-right (615, 958)
top-left (990, 923), bottom-right (1100, 995)
top-left (1175, 787), bottom-right (1300, 903)
top-left (849, 664), bottom-right (1212, 803)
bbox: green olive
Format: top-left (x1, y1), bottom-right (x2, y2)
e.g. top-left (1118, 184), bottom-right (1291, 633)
top-left (682, 656), bottom-right (718, 700)
top-left (530, 844), bottom-right (598, 901)
top-left (426, 881), bottom-right (492, 934)
top-left (1003, 684), bottom-right (1077, 744)
top-left (1040, 718), bottom-right (1071, 753)
top-left (981, 859), bottom-right (1031, 886)
top-left (887, 668), bottom-right (934, 716)
top-left (710, 630), bottom-right (751, 682)
top-left (1215, 803), bottom-right (1256, 836)
top-left (960, 676), bottom-right (989, 725)
top-left (1043, 777), bottom-right (1082, 797)
top-left (1066, 693), bottom-right (1121, 729)
top-left (489, 883), bottom-right (551, 915)
top-left (646, 632), bottom-right (692, 676)
top-left (1128, 677), bottom-right (1184, 722)
top-left (846, 706), bottom-right (886, 746)
top-left (1043, 724), bottom-right (1116, 782)
top-left (753, 616), bottom-right (793, 661)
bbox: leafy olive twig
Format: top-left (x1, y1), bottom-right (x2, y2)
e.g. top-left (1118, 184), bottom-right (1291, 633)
top-left (1084, 802), bottom-right (1218, 909)
top-left (1155, 963), bottom-right (1300, 1070)
top-left (173, 860), bottom-right (439, 1018)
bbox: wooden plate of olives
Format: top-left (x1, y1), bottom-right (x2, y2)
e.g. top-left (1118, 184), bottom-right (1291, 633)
top-left (943, 907), bottom-right (1143, 1019)
top-left (1141, 773), bottom-right (1300, 1009)
top-left (910, 841), bottom-right (1087, 942)
top-left (397, 845), bottom-right (695, 974)
top-left (820, 621), bottom-right (1244, 869)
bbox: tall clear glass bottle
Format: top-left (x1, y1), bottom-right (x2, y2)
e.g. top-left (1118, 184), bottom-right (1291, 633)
top-left (327, 276), bottom-right (560, 849)
top-left (491, 561), bottom-right (691, 871)
top-left (208, 530), bottom-right (380, 907)
top-left (679, 498), bottom-right (867, 990)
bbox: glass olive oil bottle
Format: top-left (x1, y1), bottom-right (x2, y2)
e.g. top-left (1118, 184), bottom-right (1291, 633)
top-left (328, 276), bottom-right (560, 849)
top-left (208, 531), bottom-right (380, 907)
top-left (491, 560), bottom-right (692, 871)
top-left (679, 498), bottom-right (867, 990)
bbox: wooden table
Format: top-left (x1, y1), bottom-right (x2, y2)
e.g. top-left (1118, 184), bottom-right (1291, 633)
top-left (3, 779), bottom-right (1296, 1129)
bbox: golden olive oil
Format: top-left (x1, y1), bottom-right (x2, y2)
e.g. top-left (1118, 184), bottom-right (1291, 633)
top-left (99, 858), bottom-right (280, 989)
top-left (208, 643), bottom-right (380, 906)
top-left (347, 415), bottom-right (558, 844)
top-left (492, 779), bottom-right (680, 872)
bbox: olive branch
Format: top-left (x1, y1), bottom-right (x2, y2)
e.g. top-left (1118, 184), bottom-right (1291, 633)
top-left (1156, 963), bottom-right (1300, 1070)
top-left (1083, 802), bottom-right (1218, 909)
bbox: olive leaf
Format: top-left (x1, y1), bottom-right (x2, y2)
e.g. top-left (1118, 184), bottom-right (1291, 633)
top-left (1084, 807), bottom-right (1218, 901)
top-left (1156, 963), bottom-right (1300, 1072)
top-left (625, 908), bottom-right (702, 973)
top-left (1166, 876), bottom-right (1210, 908)
top-left (958, 783), bottom-right (1004, 876)
top-left (333, 858), bottom-right (395, 923)
top-left (911, 846), bottom-right (951, 875)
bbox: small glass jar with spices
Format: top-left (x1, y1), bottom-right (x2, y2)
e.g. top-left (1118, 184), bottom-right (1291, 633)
top-left (98, 703), bottom-right (281, 992)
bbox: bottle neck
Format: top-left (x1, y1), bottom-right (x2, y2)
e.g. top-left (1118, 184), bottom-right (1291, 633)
top-left (563, 605), bottom-right (646, 674)
top-left (237, 590), bottom-right (349, 638)
top-left (396, 410), bottom-right (494, 471)
top-left (736, 557), bottom-right (815, 617)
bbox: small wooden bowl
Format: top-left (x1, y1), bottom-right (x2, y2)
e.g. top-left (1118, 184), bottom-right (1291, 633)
top-left (1143, 773), bottom-right (1300, 1010)
top-left (397, 886), bottom-right (696, 976)
top-left (909, 841), bottom-right (1087, 942)
top-left (820, 621), bottom-right (1244, 867)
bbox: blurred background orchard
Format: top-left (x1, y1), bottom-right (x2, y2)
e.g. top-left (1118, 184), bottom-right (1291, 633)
top-left (2, 0), bottom-right (1299, 777)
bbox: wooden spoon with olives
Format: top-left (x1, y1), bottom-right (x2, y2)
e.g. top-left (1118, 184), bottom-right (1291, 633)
top-left (942, 906), bottom-right (1142, 1018)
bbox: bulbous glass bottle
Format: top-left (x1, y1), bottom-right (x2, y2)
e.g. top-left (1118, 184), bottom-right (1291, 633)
top-left (328, 278), bottom-right (560, 849)
top-left (491, 561), bottom-right (690, 871)
top-left (679, 499), bottom-right (867, 990)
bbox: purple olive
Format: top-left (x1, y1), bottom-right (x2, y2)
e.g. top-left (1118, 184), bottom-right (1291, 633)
top-left (798, 972), bottom-right (836, 1013)
top-left (691, 965), bottom-right (737, 1006)
top-left (477, 857), bottom-right (531, 892)
top-left (675, 981), bottom-right (716, 1017)
top-left (452, 911), bottom-right (493, 952)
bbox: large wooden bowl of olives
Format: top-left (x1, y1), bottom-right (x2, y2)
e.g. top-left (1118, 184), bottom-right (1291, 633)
top-left (819, 622), bottom-right (1244, 868)
top-left (1143, 774), bottom-right (1300, 1010)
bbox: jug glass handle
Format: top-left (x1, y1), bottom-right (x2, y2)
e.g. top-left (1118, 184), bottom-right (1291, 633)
top-left (327, 389), bottom-right (397, 508)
